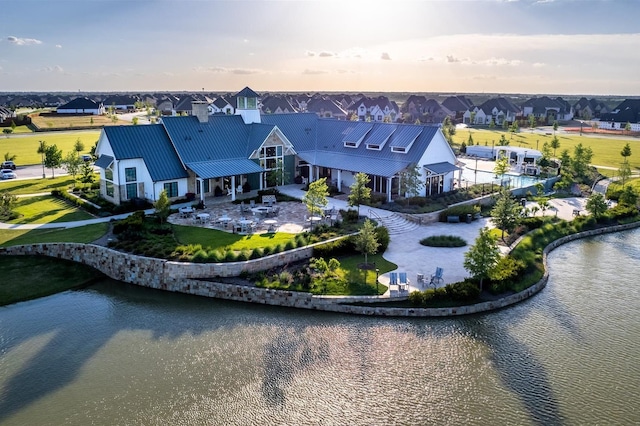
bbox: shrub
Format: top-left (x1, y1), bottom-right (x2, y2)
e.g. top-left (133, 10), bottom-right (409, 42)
top-left (340, 209), bottom-right (360, 223)
top-left (236, 250), bottom-right (250, 261)
top-left (375, 226), bottom-right (390, 252)
top-left (192, 249), bottom-right (208, 263)
top-left (408, 291), bottom-right (424, 306)
top-left (250, 248), bottom-right (263, 259)
top-left (438, 204), bottom-right (476, 222)
top-left (313, 236), bottom-right (354, 258)
top-left (262, 246), bottom-right (272, 256)
top-left (224, 250), bottom-right (237, 262)
top-left (419, 235), bottom-right (466, 247)
top-left (284, 240), bottom-right (296, 250)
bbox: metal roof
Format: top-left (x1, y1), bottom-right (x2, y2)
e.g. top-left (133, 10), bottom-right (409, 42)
top-left (388, 125), bottom-right (423, 148)
top-left (342, 122), bottom-right (371, 145)
top-left (186, 159), bottom-right (263, 179)
top-left (366, 124), bottom-right (396, 147)
top-left (235, 87), bottom-right (259, 98)
top-left (103, 125), bottom-right (188, 181)
top-left (95, 154), bottom-right (113, 168)
top-left (424, 162), bottom-right (460, 175)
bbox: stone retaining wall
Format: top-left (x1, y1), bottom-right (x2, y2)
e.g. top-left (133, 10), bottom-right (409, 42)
top-left (3, 219), bottom-right (639, 316)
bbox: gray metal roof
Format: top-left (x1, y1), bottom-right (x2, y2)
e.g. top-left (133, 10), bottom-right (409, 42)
top-left (298, 151), bottom-right (410, 178)
top-left (95, 154), bottom-right (113, 168)
top-left (424, 162), bottom-right (460, 174)
top-left (366, 124), bottom-right (396, 147)
top-left (342, 122), bottom-right (371, 145)
top-left (186, 159), bottom-right (263, 179)
top-left (388, 126), bottom-right (422, 148)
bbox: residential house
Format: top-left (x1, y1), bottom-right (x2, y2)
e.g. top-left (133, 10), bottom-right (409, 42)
top-left (261, 96), bottom-right (297, 114)
top-left (57, 97), bottom-right (105, 115)
top-left (94, 87), bottom-right (458, 206)
top-left (573, 97), bottom-right (609, 119)
top-left (464, 97), bottom-right (521, 126)
top-left (102, 95), bottom-right (140, 112)
top-left (173, 94), bottom-right (213, 116)
top-left (0, 106), bottom-right (16, 124)
top-left (306, 97), bottom-right (348, 120)
top-left (441, 96), bottom-right (474, 122)
top-left (351, 96), bottom-right (399, 122)
top-left (401, 95), bottom-right (427, 122)
top-left (521, 96), bottom-right (573, 124)
top-left (599, 99), bottom-right (640, 131)
top-left (210, 96), bottom-right (234, 115)
top-left (156, 95), bottom-right (178, 115)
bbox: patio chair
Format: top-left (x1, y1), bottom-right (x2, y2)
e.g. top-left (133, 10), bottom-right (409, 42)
top-left (399, 272), bottom-right (409, 291)
top-left (389, 272), bottom-right (398, 286)
top-left (250, 200), bottom-right (256, 208)
top-left (430, 267), bottom-right (444, 287)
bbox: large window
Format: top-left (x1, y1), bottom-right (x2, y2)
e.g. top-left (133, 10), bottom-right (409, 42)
top-left (125, 167), bottom-right (137, 182)
top-left (105, 167), bottom-right (113, 181)
top-left (106, 181), bottom-right (114, 197)
top-left (259, 144), bottom-right (284, 187)
top-left (126, 183), bottom-right (137, 199)
top-left (163, 182), bottom-right (178, 198)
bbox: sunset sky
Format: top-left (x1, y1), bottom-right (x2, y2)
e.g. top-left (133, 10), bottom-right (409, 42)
top-left (2, 0), bottom-right (639, 95)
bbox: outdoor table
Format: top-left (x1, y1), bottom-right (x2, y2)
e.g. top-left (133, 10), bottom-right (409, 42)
top-left (238, 219), bottom-right (253, 232)
top-left (252, 206), bottom-right (271, 216)
top-left (196, 213), bottom-right (210, 223)
top-left (218, 215), bottom-right (232, 226)
top-left (179, 206), bottom-right (194, 217)
top-left (309, 216), bottom-right (322, 222)
top-left (264, 219), bottom-right (278, 232)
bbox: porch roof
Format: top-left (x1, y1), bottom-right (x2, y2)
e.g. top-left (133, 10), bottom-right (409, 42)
top-left (186, 159), bottom-right (264, 179)
top-left (423, 161), bottom-right (461, 175)
top-left (297, 151), bottom-right (410, 178)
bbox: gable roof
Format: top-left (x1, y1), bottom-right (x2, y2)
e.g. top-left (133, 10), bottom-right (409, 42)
top-left (442, 95), bottom-right (474, 112)
top-left (58, 97), bottom-right (101, 110)
top-left (103, 125), bottom-right (188, 181)
top-left (477, 97), bottom-right (520, 115)
top-left (236, 87), bottom-right (259, 98)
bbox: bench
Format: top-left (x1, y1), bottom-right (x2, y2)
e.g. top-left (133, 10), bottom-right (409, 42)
top-left (447, 215), bottom-right (460, 223)
top-left (572, 209), bottom-right (581, 217)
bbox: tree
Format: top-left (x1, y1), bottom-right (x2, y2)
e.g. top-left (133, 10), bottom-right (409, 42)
top-left (553, 120), bottom-right (559, 135)
top-left (509, 121), bottom-right (519, 139)
top-left (43, 144), bottom-right (63, 178)
top-left (347, 172), bottom-right (371, 215)
top-left (154, 190), bottom-right (171, 224)
top-left (585, 192), bottom-right (608, 218)
top-left (572, 143), bottom-right (594, 179)
top-left (62, 151), bottom-right (82, 185)
top-left (353, 218), bottom-right (380, 268)
top-left (78, 161), bottom-right (96, 186)
top-left (89, 140), bottom-right (98, 160)
top-left (3, 152), bottom-right (16, 162)
top-left (10, 120), bottom-right (16, 131)
top-left (467, 132), bottom-right (474, 146)
top-left (132, 116), bottom-right (139, 125)
top-left (2, 129), bottom-right (12, 137)
top-left (550, 136), bottom-right (560, 157)
top-left (499, 134), bottom-right (508, 146)
top-left (493, 156), bottom-right (510, 185)
top-left (489, 118), bottom-right (496, 129)
top-left (618, 161), bottom-right (632, 187)
top-left (621, 143), bottom-right (632, 163)
top-left (74, 138), bottom-right (85, 157)
top-left (303, 177), bottom-right (328, 226)
top-left (469, 111), bottom-right (476, 126)
top-left (528, 114), bottom-right (536, 132)
top-left (624, 122), bottom-right (632, 135)
top-left (618, 185), bottom-right (638, 207)
top-left (266, 159), bottom-right (288, 187)
top-left (0, 191), bottom-right (17, 218)
top-left (491, 187), bottom-right (522, 241)
top-left (37, 140), bottom-right (48, 178)
top-left (502, 119), bottom-right (509, 131)
top-left (464, 227), bottom-right (500, 291)
top-left (398, 163), bottom-right (424, 205)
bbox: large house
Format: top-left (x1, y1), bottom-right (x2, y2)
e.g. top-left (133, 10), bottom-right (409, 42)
top-left (94, 87), bottom-right (458, 206)
top-left (464, 97), bottom-right (521, 126)
top-left (57, 97), bottom-right (105, 115)
top-left (599, 99), bottom-right (640, 131)
top-left (521, 96), bottom-right (573, 123)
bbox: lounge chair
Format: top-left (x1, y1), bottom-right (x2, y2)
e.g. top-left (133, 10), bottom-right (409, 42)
top-left (399, 272), bottom-right (409, 291)
top-left (430, 267), bottom-right (444, 287)
top-left (389, 272), bottom-right (398, 286)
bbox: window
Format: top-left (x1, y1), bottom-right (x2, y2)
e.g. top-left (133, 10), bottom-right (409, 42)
top-left (203, 178), bottom-right (210, 193)
top-left (105, 166), bottom-right (113, 181)
top-left (125, 167), bottom-right (136, 182)
top-left (247, 97), bottom-right (256, 109)
top-left (126, 183), bottom-right (137, 199)
top-left (163, 182), bottom-right (178, 198)
top-left (106, 181), bottom-right (114, 197)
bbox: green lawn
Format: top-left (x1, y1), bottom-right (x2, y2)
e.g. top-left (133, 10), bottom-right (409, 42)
top-left (1, 124), bottom-right (32, 134)
top-left (10, 195), bottom-right (94, 224)
top-left (0, 130), bottom-right (99, 165)
top-left (455, 128), bottom-right (640, 172)
top-left (0, 223), bottom-right (108, 247)
top-left (0, 255), bottom-right (103, 306)
top-left (0, 175), bottom-right (79, 195)
top-left (174, 224), bottom-right (299, 251)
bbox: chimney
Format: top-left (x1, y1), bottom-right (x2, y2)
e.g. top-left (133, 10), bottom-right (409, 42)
top-left (192, 101), bottom-right (209, 123)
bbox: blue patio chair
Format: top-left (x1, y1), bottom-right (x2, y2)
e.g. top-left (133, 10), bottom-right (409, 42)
top-left (389, 272), bottom-right (398, 286)
top-left (430, 267), bottom-right (444, 286)
top-left (399, 272), bottom-right (409, 291)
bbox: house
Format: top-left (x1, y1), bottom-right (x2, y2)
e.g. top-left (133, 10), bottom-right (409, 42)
top-left (57, 97), bottom-right (105, 115)
top-left (156, 95), bottom-right (178, 115)
top-left (573, 97), bottom-right (609, 119)
top-left (464, 97), bottom-right (521, 126)
top-left (210, 96), bottom-right (234, 115)
top-left (599, 99), bottom-right (640, 131)
top-left (350, 96), bottom-right (399, 122)
top-left (521, 96), bottom-right (573, 124)
top-left (94, 87), bottom-right (458, 206)
top-left (306, 97), bottom-right (348, 120)
top-left (441, 96), bottom-right (474, 122)
top-left (0, 106), bottom-right (16, 124)
top-left (261, 95), bottom-right (297, 114)
top-left (173, 94), bottom-right (213, 116)
top-left (102, 95), bottom-right (140, 112)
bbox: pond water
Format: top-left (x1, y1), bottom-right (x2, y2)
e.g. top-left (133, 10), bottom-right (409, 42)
top-left (0, 229), bottom-right (639, 425)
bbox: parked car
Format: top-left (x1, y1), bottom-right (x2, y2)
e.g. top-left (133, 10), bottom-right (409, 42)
top-left (0, 169), bottom-right (17, 179)
top-left (1, 161), bottom-right (16, 170)
top-left (81, 155), bottom-right (92, 162)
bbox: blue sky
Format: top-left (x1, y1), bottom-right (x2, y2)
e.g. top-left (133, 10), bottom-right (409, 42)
top-left (1, 0), bottom-right (639, 95)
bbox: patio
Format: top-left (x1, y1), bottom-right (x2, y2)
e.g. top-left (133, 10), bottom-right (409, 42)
top-left (168, 192), bottom-right (340, 235)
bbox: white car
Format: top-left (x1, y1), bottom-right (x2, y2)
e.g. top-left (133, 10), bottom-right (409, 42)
top-left (0, 169), bottom-right (17, 179)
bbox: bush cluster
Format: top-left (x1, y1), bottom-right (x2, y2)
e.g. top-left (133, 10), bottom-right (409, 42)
top-left (408, 280), bottom-right (480, 306)
top-left (419, 235), bottom-right (466, 247)
top-left (438, 204), bottom-right (477, 222)
top-left (51, 189), bottom-right (101, 215)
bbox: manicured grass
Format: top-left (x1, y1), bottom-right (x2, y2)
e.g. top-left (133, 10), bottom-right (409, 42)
top-left (454, 128), bottom-right (640, 172)
top-left (0, 130), bottom-right (99, 165)
top-left (0, 255), bottom-right (103, 306)
top-left (335, 253), bottom-right (395, 295)
top-left (30, 114), bottom-right (123, 131)
top-left (1, 125), bottom-right (32, 134)
top-left (173, 224), bottom-right (299, 251)
top-left (0, 175), bottom-right (78, 195)
top-left (9, 195), bottom-right (94, 224)
top-left (0, 223), bottom-right (109, 247)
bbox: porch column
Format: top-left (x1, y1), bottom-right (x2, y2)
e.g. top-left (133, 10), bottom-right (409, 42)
top-left (337, 170), bottom-right (342, 192)
top-left (373, 175), bottom-right (377, 193)
top-left (231, 175), bottom-right (236, 202)
top-left (259, 172), bottom-right (264, 190)
top-left (387, 177), bottom-right (392, 202)
top-left (198, 178), bottom-right (204, 203)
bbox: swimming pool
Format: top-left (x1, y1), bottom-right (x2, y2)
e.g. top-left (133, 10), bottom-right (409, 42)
top-left (459, 167), bottom-right (541, 188)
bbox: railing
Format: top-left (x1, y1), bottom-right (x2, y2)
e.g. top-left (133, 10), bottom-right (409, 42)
top-left (368, 208), bottom-right (384, 225)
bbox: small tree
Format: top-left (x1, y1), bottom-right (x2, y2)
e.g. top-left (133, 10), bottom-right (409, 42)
top-left (621, 143), bottom-right (632, 163)
top-left (43, 144), bottom-right (62, 178)
top-left (491, 187), bottom-right (522, 241)
top-left (624, 122), bottom-right (632, 135)
top-left (502, 119), bottom-right (509, 131)
top-left (467, 132), bottom-right (474, 146)
top-left (585, 192), bottom-right (608, 218)
top-left (10, 120), bottom-right (16, 131)
top-left (550, 136), bottom-right (560, 157)
top-left (2, 129), bottom-right (12, 137)
top-left (37, 140), bottom-right (48, 178)
top-left (62, 151), bottom-right (82, 186)
top-left (132, 116), bottom-right (139, 125)
top-left (469, 111), bottom-right (476, 126)
top-left (464, 227), bottom-right (500, 291)
top-left (398, 163), bottom-right (424, 205)
top-left (154, 189), bottom-right (171, 224)
top-left (78, 161), bottom-right (96, 186)
top-left (489, 118), bottom-right (495, 129)
top-left (618, 185), bottom-right (638, 207)
top-left (3, 152), bottom-right (16, 162)
top-left (0, 191), bottom-right (17, 218)
top-left (353, 218), bottom-right (380, 268)
top-left (493, 156), bottom-right (510, 185)
top-left (348, 172), bottom-right (371, 215)
top-left (74, 138), bottom-right (85, 157)
top-left (303, 177), bottom-right (328, 227)
top-left (553, 120), bottom-right (559, 135)
top-left (619, 161), bottom-right (632, 187)
top-left (528, 114), bottom-right (536, 132)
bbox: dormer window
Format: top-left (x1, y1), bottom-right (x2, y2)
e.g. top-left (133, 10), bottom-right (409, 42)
top-left (367, 144), bottom-right (381, 150)
top-left (391, 146), bottom-right (406, 153)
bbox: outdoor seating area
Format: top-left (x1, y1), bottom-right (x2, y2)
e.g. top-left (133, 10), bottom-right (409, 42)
top-left (168, 197), bottom-right (340, 235)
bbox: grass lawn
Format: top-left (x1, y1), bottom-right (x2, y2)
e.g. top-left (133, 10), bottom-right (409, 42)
top-left (335, 253), bottom-right (395, 295)
top-left (454, 128), bottom-right (640, 172)
top-left (174, 224), bottom-right (299, 251)
top-left (0, 223), bottom-right (109, 247)
top-left (30, 113), bottom-right (124, 131)
top-left (0, 175), bottom-right (80, 195)
top-left (1, 125), bottom-right (32, 134)
top-left (0, 255), bottom-right (103, 306)
top-left (0, 130), bottom-right (100, 165)
top-left (10, 195), bottom-right (94, 224)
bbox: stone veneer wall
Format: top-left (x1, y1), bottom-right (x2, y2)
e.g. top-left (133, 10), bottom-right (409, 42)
top-left (3, 219), bottom-right (639, 316)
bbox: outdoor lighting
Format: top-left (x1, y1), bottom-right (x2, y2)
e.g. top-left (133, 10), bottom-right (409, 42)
top-left (375, 268), bottom-right (380, 293)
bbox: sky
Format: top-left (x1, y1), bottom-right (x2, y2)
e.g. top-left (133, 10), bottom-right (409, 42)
top-left (1, 0), bottom-right (640, 96)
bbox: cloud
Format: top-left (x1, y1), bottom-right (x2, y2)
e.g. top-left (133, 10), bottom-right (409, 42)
top-left (305, 50), bottom-right (316, 57)
top-left (380, 52), bottom-right (391, 60)
top-left (41, 65), bottom-right (64, 73)
top-left (55, 44), bottom-right (62, 48)
top-left (532, 62), bottom-right (545, 67)
top-left (194, 66), bottom-right (261, 75)
top-left (318, 51), bottom-right (335, 58)
top-left (232, 68), bottom-right (259, 75)
top-left (302, 69), bottom-right (329, 75)
top-left (479, 57), bottom-right (523, 66)
top-left (446, 55), bottom-right (462, 63)
top-left (7, 36), bottom-right (42, 46)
